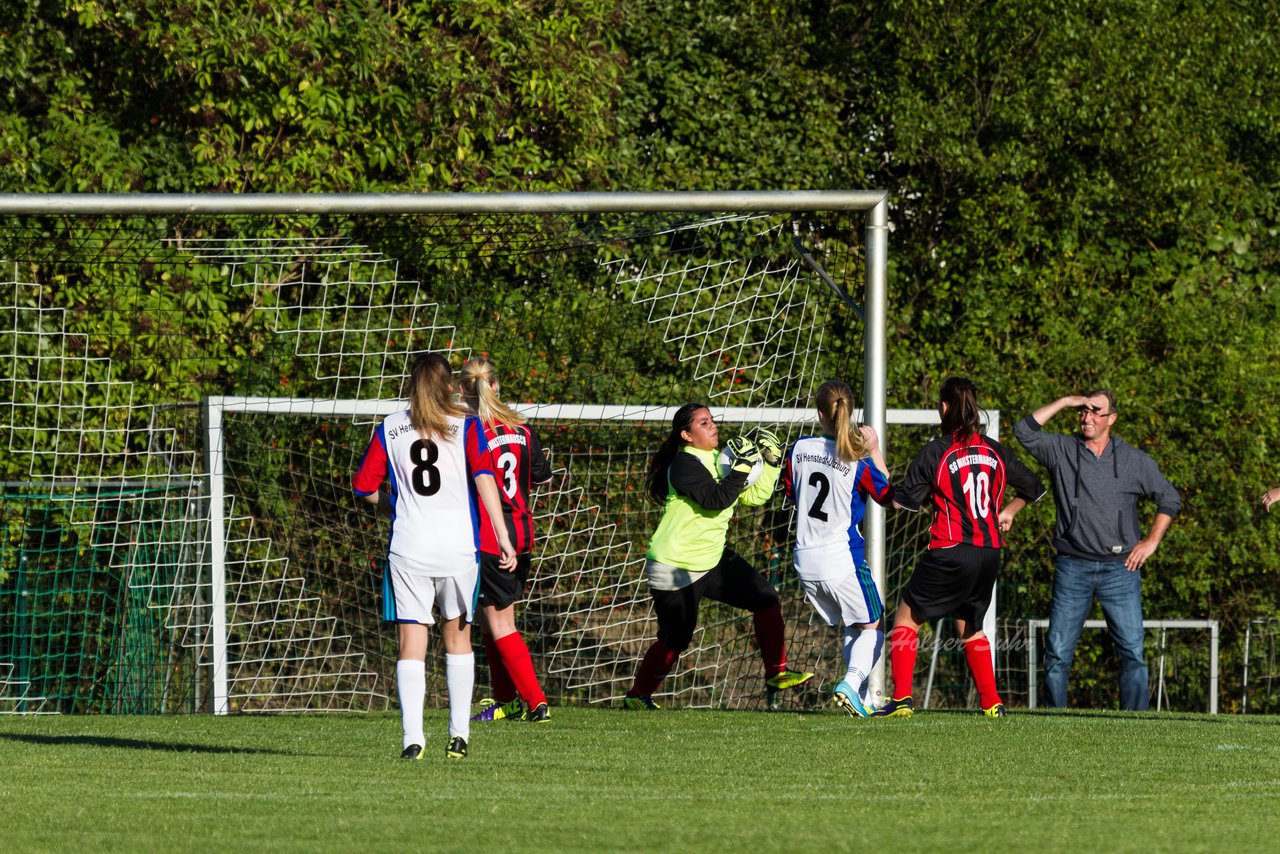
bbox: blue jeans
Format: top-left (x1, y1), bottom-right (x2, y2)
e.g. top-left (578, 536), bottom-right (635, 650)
top-left (1043, 555), bottom-right (1149, 711)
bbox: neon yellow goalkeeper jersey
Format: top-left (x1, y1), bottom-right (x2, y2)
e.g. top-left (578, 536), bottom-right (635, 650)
top-left (645, 446), bottom-right (779, 573)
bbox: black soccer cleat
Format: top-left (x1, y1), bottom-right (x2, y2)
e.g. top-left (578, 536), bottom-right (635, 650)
top-left (620, 696), bottom-right (661, 711)
top-left (400, 744), bottom-right (425, 760)
top-left (871, 696), bottom-right (914, 718)
top-left (445, 736), bottom-right (468, 759)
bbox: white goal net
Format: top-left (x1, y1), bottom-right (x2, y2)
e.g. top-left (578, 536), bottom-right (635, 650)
top-left (0, 195), bottom-right (942, 714)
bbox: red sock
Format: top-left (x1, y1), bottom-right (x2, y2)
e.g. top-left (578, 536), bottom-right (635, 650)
top-left (887, 624), bottom-right (919, 699)
top-left (483, 633), bottom-right (517, 703)
top-left (964, 635), bottom-right (1002, 709)
top-left (494, 631), bottom-right (547, 708)
top-left (629, 640), bottom-right (679, 697)
top-left (753, 603), bottom-right (786, 675)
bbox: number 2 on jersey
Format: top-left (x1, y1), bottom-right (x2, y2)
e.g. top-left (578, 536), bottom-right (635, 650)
top-left (806, 471), bottom-right (831, 522)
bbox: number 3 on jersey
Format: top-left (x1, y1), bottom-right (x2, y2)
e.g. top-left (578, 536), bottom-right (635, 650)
top-left (962, 469), bottom-right (991, 519)
top-left (410, 439), bottom-right (441, 496)
top-left (496, 450), bottom-right (519, 499)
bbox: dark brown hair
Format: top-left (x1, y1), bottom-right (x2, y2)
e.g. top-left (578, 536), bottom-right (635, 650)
top-left (938, 376), bottom-right (982, 440)
top-left (645, 403), bottom-right (708, 505)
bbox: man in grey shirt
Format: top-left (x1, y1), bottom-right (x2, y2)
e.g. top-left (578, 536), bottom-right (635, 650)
top-left (1014, 390), bottom-right (1180, 711)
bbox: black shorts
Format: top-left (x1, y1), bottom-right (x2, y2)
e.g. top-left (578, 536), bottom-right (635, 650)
top-left (901, 543), bottom-right (1000, 627)
top-left (650, 549), bottom-right (780, 653)
top-left (476, 552), bottom-right (532, 610)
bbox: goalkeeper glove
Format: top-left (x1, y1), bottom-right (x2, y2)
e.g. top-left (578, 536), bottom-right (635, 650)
top-left (745, 427), bottom-right (784, 466)
top-left (724, 436), bottom-right (762, 474)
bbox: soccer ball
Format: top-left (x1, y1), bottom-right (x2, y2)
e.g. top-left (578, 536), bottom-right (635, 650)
top-left (717, 447), bottom-right (763, 486)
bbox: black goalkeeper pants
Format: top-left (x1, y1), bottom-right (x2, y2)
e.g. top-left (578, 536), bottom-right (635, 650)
top-left (650, 549), bottom-right (780, 653)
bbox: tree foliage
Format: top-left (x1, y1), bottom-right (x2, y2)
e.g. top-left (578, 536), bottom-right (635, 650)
top-left (2, 0), bottom-right (624, 192)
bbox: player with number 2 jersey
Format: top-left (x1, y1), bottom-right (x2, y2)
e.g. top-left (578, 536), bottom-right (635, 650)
top-left (784, 380), bottom-right (896, 717)
top-left (786, 436), bottom-right (894, 579)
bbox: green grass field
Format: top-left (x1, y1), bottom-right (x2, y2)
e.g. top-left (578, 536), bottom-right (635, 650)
top-left (3, 707), bottom-right (1279, 852)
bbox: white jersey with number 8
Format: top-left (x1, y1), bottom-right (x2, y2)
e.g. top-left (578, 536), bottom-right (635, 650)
top-left (352, 410), bottom-right (495, 577)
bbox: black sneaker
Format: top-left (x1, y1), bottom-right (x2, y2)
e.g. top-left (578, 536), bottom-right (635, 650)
top-left (525, 702), bottom-right (550, 723)
top-left (871, 696), bottom-right (914, 718)
top-left (620, 696), bottom-right (660, 711)
top-left (400, 744), bottom-right (424, 760)
top-left (445, 736), bottom-right (468, 759)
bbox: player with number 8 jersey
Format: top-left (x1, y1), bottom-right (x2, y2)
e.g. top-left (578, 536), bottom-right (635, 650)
top-left (353, 409), bottom-right (499, 577)
top-left (875, 376), bottom-right (1045, 719)
top-left (352, 353), bottom-right (516, 760)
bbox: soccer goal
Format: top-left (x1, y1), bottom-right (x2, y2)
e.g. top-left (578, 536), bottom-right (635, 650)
top-left (0, 191), bottom-right (944, 715)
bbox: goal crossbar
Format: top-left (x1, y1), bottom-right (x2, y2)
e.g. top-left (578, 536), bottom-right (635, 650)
top-left (208, 396), bottom-right (973, 429)
top-left (0, 190), bottom-right (886, 216)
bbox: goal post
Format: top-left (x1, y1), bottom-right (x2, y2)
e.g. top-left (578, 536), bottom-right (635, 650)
top-left (1, 191), bottom-right (916, 715)
top-left (1025, 619), bottom-right (1220, 714)
top-left (203, 398), bottom-right (955, 714)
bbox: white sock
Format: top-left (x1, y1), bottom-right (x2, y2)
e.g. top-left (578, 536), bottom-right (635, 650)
top-left (846, 628), bottom-right (884, 701)
top-left (396, 659), bottom-right (426, 750)
top-left (446, 652), bottom-right (475, 742)
top-left (841, 624), bottom-right (857, 671)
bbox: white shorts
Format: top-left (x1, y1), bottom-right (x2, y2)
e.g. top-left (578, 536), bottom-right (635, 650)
top-left (799, 565), bottom-right (884, 627)
top-left (383, 558), bottom-right (478, 625)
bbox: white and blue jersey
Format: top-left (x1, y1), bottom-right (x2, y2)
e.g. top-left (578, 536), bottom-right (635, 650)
top-left (352, 410), bottom-right (496, 578)
top-left (783, 434), bottom-right (894, 581)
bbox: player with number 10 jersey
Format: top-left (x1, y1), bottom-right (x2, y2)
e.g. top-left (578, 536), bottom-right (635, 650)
top-left (897, 423), bottom-right (1042, 551)
top-left (875, 376), bottom-right (1044, 719)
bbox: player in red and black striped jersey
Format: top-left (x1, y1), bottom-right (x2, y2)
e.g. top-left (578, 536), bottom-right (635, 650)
top-left (460, 357), bottom-right (555, 723)
top-left (904, 428), bottom-right (1033, 552)
top-left (874, 377), bottom-right (1045, 718)
top-left (474, 420), bottom-right (553, 555)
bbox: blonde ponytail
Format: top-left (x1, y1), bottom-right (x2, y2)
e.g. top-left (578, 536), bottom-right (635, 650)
top-left (459, 357), bottom-right (526, 429)
top-left (815, 380), bottom-right (870, 463)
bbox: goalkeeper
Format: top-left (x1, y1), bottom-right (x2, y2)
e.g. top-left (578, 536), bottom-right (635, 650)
top-left (622, 403), bottom-right (813, 710)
